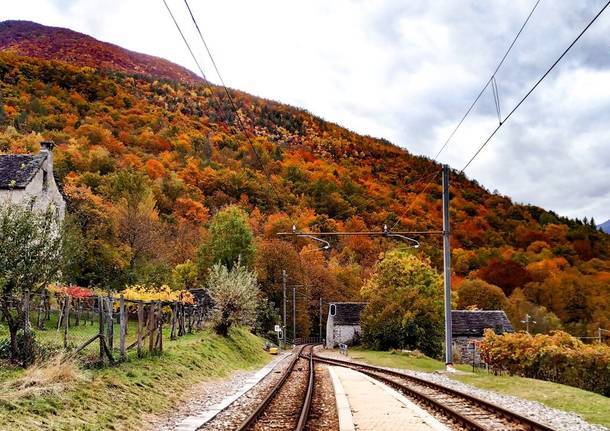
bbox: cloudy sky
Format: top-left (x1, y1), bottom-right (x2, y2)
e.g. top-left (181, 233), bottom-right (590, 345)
top-left (4, 0), bottom-right (610, 223)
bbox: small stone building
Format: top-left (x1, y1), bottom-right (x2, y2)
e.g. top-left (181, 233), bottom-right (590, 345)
top-left (325, 302), bottom-right (367, 348)
top-left (0, 141), bottom-right (65, 220)
top-left (452, 310), bottom-right (513, 364)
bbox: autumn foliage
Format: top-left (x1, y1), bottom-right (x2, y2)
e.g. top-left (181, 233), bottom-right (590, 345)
top-left (0, 33), bottom-right (609, 341)
top-left (480, 330), bottom-right (610, 396)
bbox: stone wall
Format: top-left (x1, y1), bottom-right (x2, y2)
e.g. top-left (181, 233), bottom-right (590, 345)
top-left (453, 336), bottom-right (484, 364)
top-left (326, 324), bottom-right (361, 348)
top-left (0, 152), bottom-right (65, 220)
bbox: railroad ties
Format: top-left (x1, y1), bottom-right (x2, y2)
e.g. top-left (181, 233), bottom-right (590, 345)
top-left (313, 354), bottom-right (557, 431)
top-left (199, 345), bottom-right (557, 431)
top-left (237, 344), bottom-right (315, 431)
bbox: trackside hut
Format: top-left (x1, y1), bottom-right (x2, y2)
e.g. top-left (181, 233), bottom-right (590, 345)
top-left (325, 302), bottom-right (367, 348)
top-left (452, 310), bottom-right (514, 364)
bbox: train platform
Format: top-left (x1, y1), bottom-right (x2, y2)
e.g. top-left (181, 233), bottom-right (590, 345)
top-left (328, 366), bottom-right (450, 431)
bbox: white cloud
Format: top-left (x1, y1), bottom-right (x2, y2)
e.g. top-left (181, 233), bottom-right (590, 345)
top-left (3, 0), bottom-right (610, 222)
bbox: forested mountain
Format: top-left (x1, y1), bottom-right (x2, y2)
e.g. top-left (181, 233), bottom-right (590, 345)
top-left (0, 21), bottom-right (608, 338)
top-left (0, 21), bottom-right (202, 84)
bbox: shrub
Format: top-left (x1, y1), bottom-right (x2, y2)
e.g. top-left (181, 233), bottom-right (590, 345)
top-left (480, 330), bottom-right (610, 395)
top-left (120, 285), bottom-right (194, 304)
top-left (47, 283), bottom-right (94, 298)
top-left (206, 261), bottom-right (259, 336)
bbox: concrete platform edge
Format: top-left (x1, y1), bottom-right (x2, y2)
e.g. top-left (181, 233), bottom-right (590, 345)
top-left (328, 366), bottom-right (356, 431)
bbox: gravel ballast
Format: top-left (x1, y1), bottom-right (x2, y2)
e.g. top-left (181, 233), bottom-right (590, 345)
top-left (316, 349), bottom-right (607, 431)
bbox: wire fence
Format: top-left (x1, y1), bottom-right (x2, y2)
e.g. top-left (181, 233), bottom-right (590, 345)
top-left (0, 290), bottom-right (209, 365)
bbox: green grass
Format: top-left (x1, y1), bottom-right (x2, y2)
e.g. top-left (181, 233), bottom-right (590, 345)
top-left (0, 327), bottom-right (272, 430)
top-left (346, 348), bottom-right (610, 428)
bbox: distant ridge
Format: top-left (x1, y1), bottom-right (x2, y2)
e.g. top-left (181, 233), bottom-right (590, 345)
top-left (0, 20), bottom-right (203, 84)
top-left (599, 219), bottom-right (610, 234)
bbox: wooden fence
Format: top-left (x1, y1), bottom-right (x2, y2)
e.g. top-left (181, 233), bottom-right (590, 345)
top-left (9, 290), bottom-right (208, 364)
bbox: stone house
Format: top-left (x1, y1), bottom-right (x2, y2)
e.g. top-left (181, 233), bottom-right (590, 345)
top-left (0, 141), bottom-right (65, 220)
top-left (325, 302), bottom-right (367, 348)
top-left (452, 310), bottom-right (514, 364)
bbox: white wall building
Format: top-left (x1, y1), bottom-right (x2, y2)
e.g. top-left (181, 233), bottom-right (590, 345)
top-left (0, 141), bottom-right (65, 220)
top-left (325, 302), bottom-right (367, 348)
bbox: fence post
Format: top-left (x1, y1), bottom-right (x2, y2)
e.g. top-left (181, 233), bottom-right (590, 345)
top-left (137, 301), bottom-right (143, 357)
top-left (148, 303), bottom-right (156, 353)
top-left (98, 296), bottom-right (104, 362)
top-left (119, 294), bottom-right (126, 360)
top-left (36, 291), bottom-right (43, 329)
top-left (187, 306), bottom-right (192, 334)
top-left (76, 298), bottom-right (81, 326)
top-left (63, 295), bottom-right (70, 349)
top-left (23, 289), bottom-right (30, 337)
top-left (57, 295), bottom-right (65, 331)
top-left (157, 301), bottom-right (163, 353)
top-left (170, 301), bottom-right (177, 340)
top-left (106, 295), bottom-right (114, 352)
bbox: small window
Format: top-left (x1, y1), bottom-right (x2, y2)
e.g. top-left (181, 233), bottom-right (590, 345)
top-left (42, 169), bottom-right (48, 191)
top-left (330, 304), bottom-right (336, 316)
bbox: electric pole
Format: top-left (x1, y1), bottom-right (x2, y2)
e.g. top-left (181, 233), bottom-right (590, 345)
top-left (521, 313), bottom-right (536, 334)
top-left (442, 164), bottom-right (453, 368)
top-left (282, 270), bottom-right (287, 347)
top-left (521, 314), bottom-right (535, 334)
top-left (292, 286), bottom-right (296, 343)
top-left (319, 298), bottom-right (323, 341)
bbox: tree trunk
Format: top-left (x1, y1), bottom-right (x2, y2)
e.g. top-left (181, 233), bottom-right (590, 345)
top-left (1, 303), bottom-right (20, 363)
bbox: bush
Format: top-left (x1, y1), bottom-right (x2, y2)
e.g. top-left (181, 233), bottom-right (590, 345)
top-left (206, 261), bottom-right (259, 336)
top-left (480, 330), bottom-right (610, 395)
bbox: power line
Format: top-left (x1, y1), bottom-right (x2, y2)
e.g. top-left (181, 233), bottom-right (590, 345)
top-left (432, 0), bottom-right (543, 161)
top-left (161, 0), bottom-right (283, 206)
top-left (390, 0), bottom-right (543, 231)
top-left (180, 0), bottom-right (283, 206)
top-left (461, 0), bottom-right (610, 172)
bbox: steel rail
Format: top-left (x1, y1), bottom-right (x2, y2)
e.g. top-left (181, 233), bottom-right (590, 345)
top-left (295, 349), bottom-right (315, 431)
top-left (237, 344), bottom-right (315, 431)
top-left (313, 354), bottom-right (556, 431)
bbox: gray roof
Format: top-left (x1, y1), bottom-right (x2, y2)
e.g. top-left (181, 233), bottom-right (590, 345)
top-left (331, 302), bottom-right (367, 326)
top-left (452, 310), bottom-right (513, 337)
top-left (0, 153), bottom-right (47, 189)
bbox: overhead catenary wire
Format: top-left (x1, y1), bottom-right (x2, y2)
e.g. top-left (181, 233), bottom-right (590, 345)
top-left (390, 0), bottom-right (544, 231)
top-left (161, 0), bottom-right (283, 206)
top-left (432, 0), bottom-right (543, 161)
top-left (460, 0), bottom-right (610, 172)
top-left (181, 0), bottom-right (284, 206)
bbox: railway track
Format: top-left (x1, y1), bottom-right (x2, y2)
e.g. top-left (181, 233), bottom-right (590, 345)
top-left (237, 344), bottom-right (315, 431)
top-left (313, 353), bottom-right (557, 431)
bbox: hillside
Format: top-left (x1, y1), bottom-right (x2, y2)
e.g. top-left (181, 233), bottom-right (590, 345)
top-left (599, 219), bottom-right (610, 234)
top-left (0, 20), bottom-right (202, 84)
top-left (0, 22), bottom-right (608, 339)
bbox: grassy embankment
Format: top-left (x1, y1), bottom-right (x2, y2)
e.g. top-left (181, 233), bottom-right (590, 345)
top-left (0, 327), bottom-right (271, 430)
top-left (346, 348), bottom-right (610, 428)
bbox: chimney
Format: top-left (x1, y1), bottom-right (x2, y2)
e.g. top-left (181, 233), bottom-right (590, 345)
top-left (40, 140), bottom-right (55, 175)
top-left (40, 141), bottom-right (55, 152)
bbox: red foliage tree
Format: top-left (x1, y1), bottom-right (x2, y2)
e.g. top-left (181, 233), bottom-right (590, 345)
top-left (478, 259), bottom-right (532, 296)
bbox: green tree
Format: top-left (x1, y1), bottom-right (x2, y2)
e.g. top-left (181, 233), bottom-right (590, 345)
top-left (360, 250), bottom-right (444, 357)
top-left (206, 261), bottom-right (259, 336)
top-left (171, 260), bottom-right (198, 290)
top-left (199, 206), bottom-right (255, 270)
top-left (456, 278), bottom-right (508, 310)
top-left (0, 204), bottom-right (70, 363)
